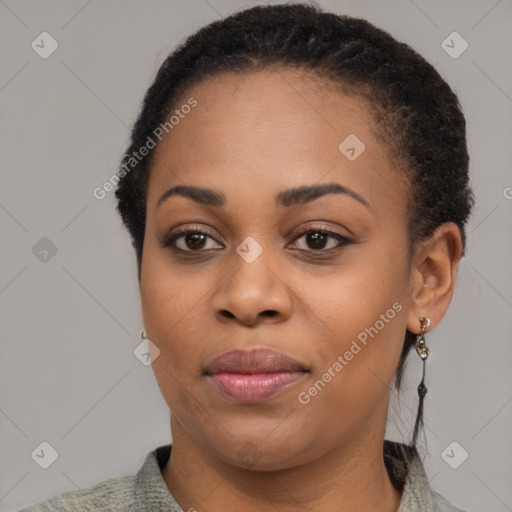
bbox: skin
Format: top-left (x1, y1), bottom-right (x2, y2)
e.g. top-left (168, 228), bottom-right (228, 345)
top-left (139, 68), bottom-right (463, 511)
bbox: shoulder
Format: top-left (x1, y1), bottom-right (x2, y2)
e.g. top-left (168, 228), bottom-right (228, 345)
top-left (384, 441), bottom-right (466, 512)
top-left (19, 444), bottom-right (178, 512)
top-left (18, 475), bottom-right (135, 512)
top-left (431, 489), bottom-right (467, 512)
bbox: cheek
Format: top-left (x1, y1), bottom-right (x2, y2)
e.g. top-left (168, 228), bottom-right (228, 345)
top-left (140, 245), bottom-right (221, 377)
top-left (141, 239), bottom-right (207, 327)
top-left (297, 238), bottom-right (409, 340)
top-left (297, 248), bottom-right (410, 418)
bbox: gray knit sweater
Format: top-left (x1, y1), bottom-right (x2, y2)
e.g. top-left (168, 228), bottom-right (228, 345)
top-left (19, 441), bottom-right (465, 511)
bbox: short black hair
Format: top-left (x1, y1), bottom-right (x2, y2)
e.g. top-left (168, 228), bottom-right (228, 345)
top-left (114, 1), bottom-right (474, 446)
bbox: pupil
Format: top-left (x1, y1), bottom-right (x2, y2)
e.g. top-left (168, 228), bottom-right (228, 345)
top-left (187, 233), bottom-right (206, 249)
top-left (308, 232), bottom-right (326, 250)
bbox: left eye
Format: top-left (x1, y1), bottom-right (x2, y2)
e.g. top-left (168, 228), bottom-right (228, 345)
top-left (289, 228), bottom-right (352, 252)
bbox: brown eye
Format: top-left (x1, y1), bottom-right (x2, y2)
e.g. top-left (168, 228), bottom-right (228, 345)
top-left (289, 227), bottom-right (352, 252)
top-left (162, 228), bottom-right (223, 252)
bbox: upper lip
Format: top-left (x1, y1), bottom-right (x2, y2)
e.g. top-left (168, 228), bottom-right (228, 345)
top-left (204, 348), bottom-right (309, 375)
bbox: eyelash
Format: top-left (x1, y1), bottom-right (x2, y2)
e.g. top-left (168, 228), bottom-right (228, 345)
top-left (161, 224), bottom-right (353, 256)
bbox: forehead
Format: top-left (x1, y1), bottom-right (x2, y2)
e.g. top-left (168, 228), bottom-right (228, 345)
top-left (146, 68), bottom-right (406, 215)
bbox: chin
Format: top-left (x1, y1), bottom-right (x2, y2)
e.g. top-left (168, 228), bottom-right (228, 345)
top-left (205, 430), bottom-right (318, 472)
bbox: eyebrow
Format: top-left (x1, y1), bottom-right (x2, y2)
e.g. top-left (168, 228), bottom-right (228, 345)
top-left (156, 182), bottom-right (371, 211)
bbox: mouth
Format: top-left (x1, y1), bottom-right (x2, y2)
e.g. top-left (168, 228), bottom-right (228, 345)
top-left (203, 348), bottom-right (309, 403)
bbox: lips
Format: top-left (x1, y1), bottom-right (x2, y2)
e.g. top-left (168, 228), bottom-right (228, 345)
top-left (204, 348), bottom-right (308, 375)
top-left (204, 348), bottom-right (309, 402)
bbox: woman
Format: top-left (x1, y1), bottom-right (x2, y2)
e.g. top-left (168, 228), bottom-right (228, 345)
top-left (21, 2), bottom-right (472, 511)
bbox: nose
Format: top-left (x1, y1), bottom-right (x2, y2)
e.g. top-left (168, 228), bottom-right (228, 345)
top-left (211, 248), bottom-right (293, 326)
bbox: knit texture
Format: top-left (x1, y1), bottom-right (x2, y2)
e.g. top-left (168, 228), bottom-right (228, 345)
top-left (19, 441), bottom-right (465, 511)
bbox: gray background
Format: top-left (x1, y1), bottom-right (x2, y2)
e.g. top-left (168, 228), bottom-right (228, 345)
top-left (1, 0), bottom-right (511, 510)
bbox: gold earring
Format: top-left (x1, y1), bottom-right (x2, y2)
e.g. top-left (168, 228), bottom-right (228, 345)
top-left (141, 329), bottom-right (147, 340)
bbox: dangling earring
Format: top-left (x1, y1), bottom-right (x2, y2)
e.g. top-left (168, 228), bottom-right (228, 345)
top-left (411, 316), bottom-right (431, 446)
top-left (416, 316), bottom-right (431, 398)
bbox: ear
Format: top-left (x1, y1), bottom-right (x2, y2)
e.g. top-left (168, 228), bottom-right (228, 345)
top-left (406, 222), bottom-right (463, 334)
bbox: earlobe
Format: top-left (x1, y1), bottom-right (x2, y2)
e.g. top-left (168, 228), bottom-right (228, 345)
top-left (406, 222), bottom-right (463, 334)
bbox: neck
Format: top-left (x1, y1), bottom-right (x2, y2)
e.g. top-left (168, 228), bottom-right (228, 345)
top-left (162, 419), bottom-right (402, 512)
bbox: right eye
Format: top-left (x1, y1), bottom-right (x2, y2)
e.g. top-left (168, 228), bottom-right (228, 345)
top-left (161, 227), bottom-right (224, 252)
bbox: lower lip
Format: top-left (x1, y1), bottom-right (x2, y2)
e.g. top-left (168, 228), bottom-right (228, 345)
top-left (208, 371), bottom-right (307, 402)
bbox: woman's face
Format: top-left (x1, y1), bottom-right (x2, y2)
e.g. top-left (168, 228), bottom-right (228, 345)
top-left (140, 68), bottom-right (415, 470)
